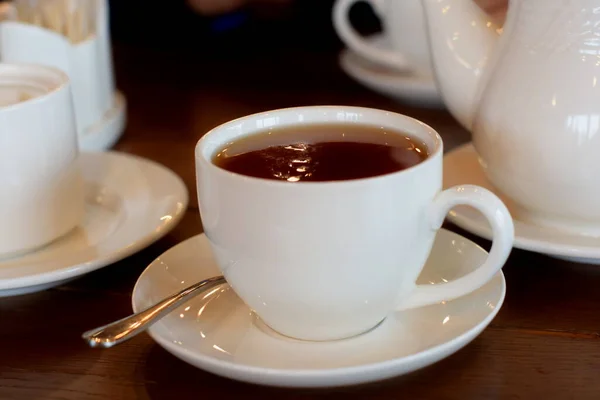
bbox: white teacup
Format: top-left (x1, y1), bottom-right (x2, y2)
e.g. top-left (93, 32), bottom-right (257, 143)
top-left (0, 0), bottom-right (117, 149)
top-left (195, 106), bottom-right (514, 341)
top-left (333, 0), bottom-right (432, 75)
top-left (0, 64), bottom-right (84, 259)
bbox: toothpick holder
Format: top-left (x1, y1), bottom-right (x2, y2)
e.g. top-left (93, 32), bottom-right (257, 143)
top-left (0, 0), bottom-right (126, 151)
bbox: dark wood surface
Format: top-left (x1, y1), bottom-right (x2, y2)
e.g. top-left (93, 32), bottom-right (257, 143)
top-left (2, 27), bottom-right (600, 400)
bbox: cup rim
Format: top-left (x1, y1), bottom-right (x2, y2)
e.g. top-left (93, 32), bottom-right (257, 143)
top-left (0, 63), bottom-right (70, 111)
top-left (195, 105), bottom-right (443, 186)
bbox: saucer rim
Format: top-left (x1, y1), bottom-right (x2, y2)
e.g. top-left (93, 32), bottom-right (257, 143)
top-left (338, 33), bottom-right (438, 81)
top-left (444, 143), bottom-right (600, 259)
top-left (338, 35), bottom-right (443, 108)
top-left (0, 151), bottom-right (188, 290)
top-left (340, 33), bottom-right (430, 78)
top-left (339, 47), bottom-right (438, 86)
top-left (133, 229), bottom-right (506, 387)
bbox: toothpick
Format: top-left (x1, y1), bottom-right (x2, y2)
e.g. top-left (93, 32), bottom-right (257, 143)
top-left (13, 0), bottom-right (97, 44)
top-left (41, 0), bottom-right (64, 35)
top-left (14, 0), bottom-right (33, 24)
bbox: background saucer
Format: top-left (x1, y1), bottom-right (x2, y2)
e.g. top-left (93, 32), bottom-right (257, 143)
top-left (0, 152), bottom-right (188, 296)
top-left (339, 34), bottom-right (444, 108)
top-left (444, 143), bottom-right (600, 264)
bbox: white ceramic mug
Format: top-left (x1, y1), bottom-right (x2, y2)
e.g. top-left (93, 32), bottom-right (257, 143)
top-left (0, 0), bottom-right (117, 150)
top-left (333, 0), bottom-right (432, 75)
top-left (196, 106), bottom-right (514, 341)
top-left (0, 64), bottom-right (84, 259)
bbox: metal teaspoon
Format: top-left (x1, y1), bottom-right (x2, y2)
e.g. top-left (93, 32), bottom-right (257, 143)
top-left (82, 275), bottom-right (226, 348)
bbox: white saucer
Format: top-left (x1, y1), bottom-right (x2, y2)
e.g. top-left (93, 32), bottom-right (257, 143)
top-left (339, 34), bottom-right (444, 109)
top-left (132, 229), bottom-right (505, 388)
top-left (0, 152), bottom-right (188, 296)
top-left (79, 91), bottom-right (127, 151)
top-left (444, 143), bottom-right (600, 264)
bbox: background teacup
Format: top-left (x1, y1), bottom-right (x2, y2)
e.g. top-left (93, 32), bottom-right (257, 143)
top-left (333, 0), bottom-right (432, 75)
top-left (0, 0), bottom-right (125, 151)
top-left (196, 106), bottom-right (514, 342)
top-left (0, 64), bottom-right (84, 259)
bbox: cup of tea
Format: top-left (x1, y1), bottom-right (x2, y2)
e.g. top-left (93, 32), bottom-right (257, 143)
top-left (195, 106), bottom-right (514, 341)
top-left (0, 0), bottom-right (119, 151)
top-left (333, 0), bottom-right (432, 75)
top-left (0, 64), bottom-right (84, 259)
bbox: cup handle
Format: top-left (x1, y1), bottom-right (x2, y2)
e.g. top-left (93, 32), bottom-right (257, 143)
top-left (332, 0), bottom-right (410, 70)
top-left (396, 185), bottom-right (515, 311)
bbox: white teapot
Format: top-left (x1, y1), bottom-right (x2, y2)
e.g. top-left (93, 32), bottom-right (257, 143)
top-left (423, 0), bottom-right (600, 235)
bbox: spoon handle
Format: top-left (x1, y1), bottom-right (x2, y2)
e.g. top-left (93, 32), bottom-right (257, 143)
top-left (82, 275), bottom-right (226, 348)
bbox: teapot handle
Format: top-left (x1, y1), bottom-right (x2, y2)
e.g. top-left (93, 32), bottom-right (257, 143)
top-left (332, 0), bottom-right (410, 70)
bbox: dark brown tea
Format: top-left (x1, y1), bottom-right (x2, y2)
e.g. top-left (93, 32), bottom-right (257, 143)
top-left (213, 124), bottom-right (429, 182)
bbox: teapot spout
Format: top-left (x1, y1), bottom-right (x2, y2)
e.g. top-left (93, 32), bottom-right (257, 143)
top-left (423, 0), bottom-right (501, 130)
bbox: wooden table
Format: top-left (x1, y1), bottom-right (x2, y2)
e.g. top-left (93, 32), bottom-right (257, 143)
top-left (2, 30), bottom-right (600, 400)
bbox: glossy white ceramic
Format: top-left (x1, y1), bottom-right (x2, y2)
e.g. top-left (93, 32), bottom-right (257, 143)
top-left (423, 0), bottom-right (600, 236)
top-left (0, 63), bottom-right (84, 259)
top-left (0, 0), bottom-right (125, 151)
top-left (339, 35), bottom-right (443, 108)
top-left (195, 105), bottom-right (514, 341)
top-left (0, 152), bottom-right (188, 296)
top-left (444, 143), bottom-right (600, 264)
top-left (132, 229), bottom-right (506, 388)
top-left (79, 90), bottom-right (127, 151)
top-left (333, 0), bottom-right (432, 74)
